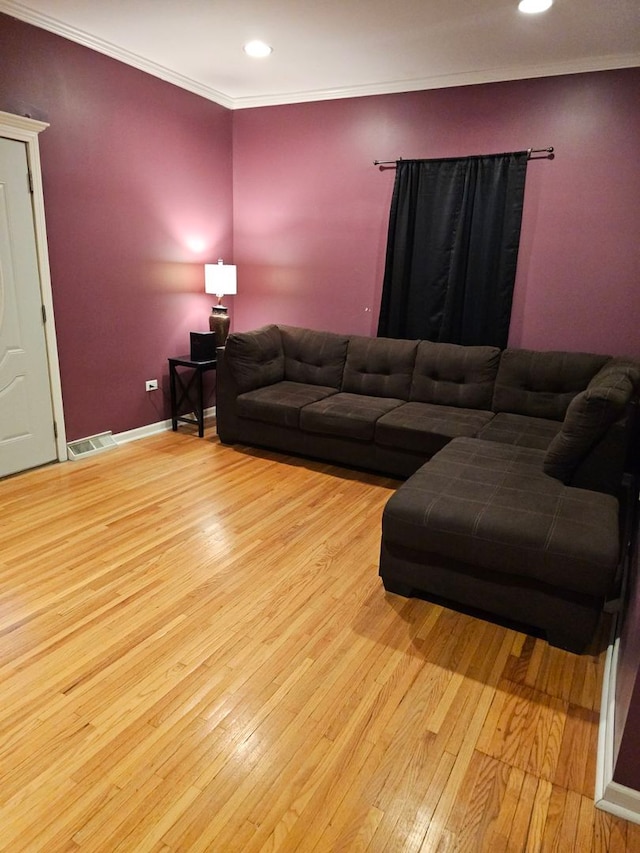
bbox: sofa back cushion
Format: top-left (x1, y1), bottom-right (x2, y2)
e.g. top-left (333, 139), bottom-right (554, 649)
top-left (224, 324), bottom-right (284, 393)
top-left (492, 348), bottom-right (610, 421)
top-left (543, 366), bottom-right (635, 483)
top-left (342, 336), bottom-right (418, 399)
top-left (280, 326), bottom-right (349, 388)
top-left (410, 341), bottom-right (500, 409)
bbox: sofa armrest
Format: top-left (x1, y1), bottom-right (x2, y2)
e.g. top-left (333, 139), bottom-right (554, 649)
top-left (544, 364), bottom-right (639, 495)
top-left (215, 324), bottom-right (286, 444)
top-left (570, 416), bottom-right (631, 496)
top-left (215, 346), bottom-right (240, 444)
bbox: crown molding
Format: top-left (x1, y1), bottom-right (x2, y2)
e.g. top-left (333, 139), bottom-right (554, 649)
top-left (0, 1), bottom-right (235, 109)
top-left (1, 1), bottom-right (639, 111)
top-left (230, 53), bottom-right (640, 109)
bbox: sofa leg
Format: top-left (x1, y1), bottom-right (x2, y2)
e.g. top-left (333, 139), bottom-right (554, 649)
top-left (545, 628), bottom-right (589, 655)
top-left (381, 577), bottom-right (416, 598)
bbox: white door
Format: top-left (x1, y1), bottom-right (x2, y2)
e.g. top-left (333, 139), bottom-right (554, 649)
top-left (0, 136), bottom-right (57, 477)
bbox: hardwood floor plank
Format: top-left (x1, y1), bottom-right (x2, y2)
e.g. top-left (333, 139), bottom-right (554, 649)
top-left (507, 770), bottom-right (543, 851)
top-left (356, 740), bottom-right (454, 852)
top-left (480, 763), bottom-right (524, 852)
top-left (592, 805), bottom-right (614, 853)
top-left (557, 789), bottom-right (581, 851)
top-left (524, 778), bottom-right (553, 853)
top-left (444, 750), bottom-right (509, 847)
top-left (625, 820), bottom-right (640, 851)
top-left (575, 793), bottom-right (596, 851)
top-left (608, 816), bottom-right (631, 853)
top-left (539, 784), bottom-right (567, 852)
top-left (553, 705), bottom-right (599, 796)
top-left (0, 432), bottom-right (632, 851)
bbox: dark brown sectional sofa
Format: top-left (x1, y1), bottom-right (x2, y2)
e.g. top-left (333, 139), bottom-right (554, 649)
top-left (216, 324), bottom-right (639, 652)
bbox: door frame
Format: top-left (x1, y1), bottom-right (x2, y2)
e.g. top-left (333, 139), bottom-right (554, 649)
top-left (0, 110), bottom-right (67, 462)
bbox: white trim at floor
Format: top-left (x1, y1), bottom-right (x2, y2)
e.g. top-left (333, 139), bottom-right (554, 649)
top-left (595, 624), bottom-right (640, 825)
top-left (114, 407), bottom-right (216, 445)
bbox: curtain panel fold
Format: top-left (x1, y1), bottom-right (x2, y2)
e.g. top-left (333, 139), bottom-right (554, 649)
top-left (377, 152), bottom-right (528, 348)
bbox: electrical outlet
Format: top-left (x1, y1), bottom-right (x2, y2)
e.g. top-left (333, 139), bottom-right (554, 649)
top-left (145, 379), bottom-right (158, 391)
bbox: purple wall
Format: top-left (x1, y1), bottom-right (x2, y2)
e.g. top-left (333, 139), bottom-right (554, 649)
top-left (232, 70), bottom-right (640, 360)
top-left (0, 14), bottom-right (233, 439)
top-left (2, 12), bottom-right (638, 434)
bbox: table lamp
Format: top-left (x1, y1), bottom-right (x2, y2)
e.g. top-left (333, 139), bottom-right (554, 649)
top-left (205, 259), bottom-right (237, 347)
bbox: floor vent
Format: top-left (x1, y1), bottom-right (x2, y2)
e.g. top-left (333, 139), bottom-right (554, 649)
top-left (67, 431), bottom-right (118, 460)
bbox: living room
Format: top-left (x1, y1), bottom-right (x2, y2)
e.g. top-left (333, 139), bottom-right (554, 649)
top-left (1, 2), bottom-right (639, 849)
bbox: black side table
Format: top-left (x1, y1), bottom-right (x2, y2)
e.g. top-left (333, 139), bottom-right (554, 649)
top-left (168, 355), bottom-right (216, 437)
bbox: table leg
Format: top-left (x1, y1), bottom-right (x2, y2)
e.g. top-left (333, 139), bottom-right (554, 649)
top-left (169, 363), bottom-right (178, 431)
top-left (197, 368), bottom-right (205, 437)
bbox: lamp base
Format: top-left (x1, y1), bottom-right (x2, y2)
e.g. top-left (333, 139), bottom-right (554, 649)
top-left (209, 305), bottom-right (230, 347)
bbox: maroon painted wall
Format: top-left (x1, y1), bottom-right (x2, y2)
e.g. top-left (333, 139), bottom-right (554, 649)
top-left (232, 70), bottom-right (640, 360)
top-left (2, 11), bottom-right (639, 437)
top-left (0, 13), bottom-right (233, 440)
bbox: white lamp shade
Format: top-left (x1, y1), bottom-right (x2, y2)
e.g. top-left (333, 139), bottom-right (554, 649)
top-left (205, 261), bottom-right (237, 297)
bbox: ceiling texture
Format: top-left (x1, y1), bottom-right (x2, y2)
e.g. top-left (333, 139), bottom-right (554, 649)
top-left (1, 0), bottom-right (639, 109)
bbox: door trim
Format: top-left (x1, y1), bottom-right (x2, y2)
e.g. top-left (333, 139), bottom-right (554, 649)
top-left (0, 110), bottom-right (67, 462)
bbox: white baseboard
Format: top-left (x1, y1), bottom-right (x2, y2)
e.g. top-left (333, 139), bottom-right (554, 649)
top-left (597, 780), bottom-right (640, 825)
top-left (113, 406), bottom-right (217, 446)
top-left (595, 622), bottom-right (640, 825)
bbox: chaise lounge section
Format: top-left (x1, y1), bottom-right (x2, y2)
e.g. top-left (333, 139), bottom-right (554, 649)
top-left (379, 438), bottom-right (621, 652)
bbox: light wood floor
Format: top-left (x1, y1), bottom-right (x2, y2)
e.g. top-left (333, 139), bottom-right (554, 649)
top-left (0, 428), bottom-right (637, 852)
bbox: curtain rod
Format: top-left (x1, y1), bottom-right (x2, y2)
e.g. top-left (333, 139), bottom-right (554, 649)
top-left (373, 147), bottom-right (554, 165)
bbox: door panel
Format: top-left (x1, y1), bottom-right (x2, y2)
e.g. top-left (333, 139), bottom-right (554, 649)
top-left (0, 137), bottom-right (57, 477)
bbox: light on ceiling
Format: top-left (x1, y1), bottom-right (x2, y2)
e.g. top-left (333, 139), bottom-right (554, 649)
top-left (243, 40), bottom-right (273, 58)
top-left (518, 0), bottom-right (553, 12)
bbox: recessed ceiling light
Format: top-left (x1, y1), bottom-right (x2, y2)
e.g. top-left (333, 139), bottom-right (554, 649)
top-left (243, 40), bottom-right (273, 58)
top-left (518, 0), bottom-right (553, 12)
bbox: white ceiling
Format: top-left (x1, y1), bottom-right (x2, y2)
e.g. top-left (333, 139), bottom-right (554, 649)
top-left (1, 0), bottom-right (639, 109)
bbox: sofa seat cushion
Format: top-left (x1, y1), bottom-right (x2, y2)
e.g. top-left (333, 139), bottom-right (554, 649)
top-left (477, 412), bottom-right (562, 450)
top-left (382, 437), bottom-right (619, 598)
top-left (300, 392), bottom-right (404, 441)
top-left (376, 402), bottom-right (494, 455)
top-left (237, 382), bottom-right (338, 428)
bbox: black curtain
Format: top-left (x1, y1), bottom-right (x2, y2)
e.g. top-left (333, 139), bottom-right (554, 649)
top-left (377, 152), bottom-right (528, 348)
